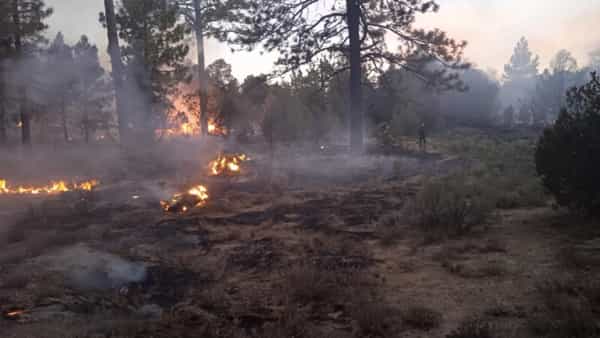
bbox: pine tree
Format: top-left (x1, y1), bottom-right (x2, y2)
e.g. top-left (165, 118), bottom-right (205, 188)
top-left (101, 0), bottom-right (129, 143)
top-left (72, 35), bottom-right (108, 143)
top-left (46, 32), bottom-right (75, 142)
top-left (222, 0), bottom-right (468, 152)
top-left (503, 37), bottom-right (539, 84)
top-left (114, 0), bottom-right (190, 136)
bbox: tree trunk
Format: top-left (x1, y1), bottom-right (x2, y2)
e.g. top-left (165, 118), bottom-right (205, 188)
top-left (346, 0), bottom-right (363, 152)
top-left (20, 90), bottom-right (30, 145)
top-left (193, 0), bottom-right (208, 136)
top-left (61, 95), bottom-right (69, 142)
top-left (103, 0), bottom-right (128, 143)
top-left (83, 113), bottom-right (89, 144)
top-left (0, 100), bottom-right (6, 145)
top-left (12, 0), bottom-right (30, 146)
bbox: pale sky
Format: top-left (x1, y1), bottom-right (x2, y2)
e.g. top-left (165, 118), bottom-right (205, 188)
top-left (46, 0), bottom-right (600, 80)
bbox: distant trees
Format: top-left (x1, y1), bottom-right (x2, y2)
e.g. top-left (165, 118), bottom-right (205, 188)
top-left (530, 50), bottom-right (587, 125)
top-left (224, 0), bottom-right (468, 152)
top-left (439, 69), bottom-right (501, 127)
top-left (1, 0), bottom-right (53, 145)
top-left (502, 37), bottom-right (539, 108)
top-left (536, 72), bottom-right (600, 215)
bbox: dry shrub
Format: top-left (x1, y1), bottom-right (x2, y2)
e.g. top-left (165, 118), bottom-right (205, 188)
top-left (402, 305), bottom-right (442, 331)
top-left (446, 317), bottom-right (493, 338)
top-left (405, 175), bottom-right (495, 241)
top-left (530, 275), bottom-right (600, 338)
top-left (376, 213), bottom-right (405, 246)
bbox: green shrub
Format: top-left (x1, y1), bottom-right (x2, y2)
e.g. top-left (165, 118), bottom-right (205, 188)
top-left (536, 73), bottom-right (600, 215)
top-left (406, 175), bottom-right (495, 239)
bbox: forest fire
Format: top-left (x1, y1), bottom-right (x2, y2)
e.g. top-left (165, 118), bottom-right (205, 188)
top-left (208, 153), bottom-right (249, 176)
top-left (0, 179), bottom-right (99, 195)
top-left (3, 309), bottom-right (26, 320)
top-left (208, 118), bottom-right (227, 136)
top-left (160, 184), bottom-right (209, 213)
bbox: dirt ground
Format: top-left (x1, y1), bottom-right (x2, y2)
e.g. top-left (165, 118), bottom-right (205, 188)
top-left (0, 142), bottom-right (597, 338)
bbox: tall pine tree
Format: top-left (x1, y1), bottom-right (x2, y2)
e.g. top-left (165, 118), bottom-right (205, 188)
top-left (221, 0), bottom-right (468, 152)
top-left (113, 0), bottom-right (190, 136)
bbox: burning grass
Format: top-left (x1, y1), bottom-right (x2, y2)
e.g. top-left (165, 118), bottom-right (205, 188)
top-left (208, 153), bottom-right (249, 176)
top-left (0, 179), bottom-right (98, 195)
top-left (160, 184), bottom-right (209, 213)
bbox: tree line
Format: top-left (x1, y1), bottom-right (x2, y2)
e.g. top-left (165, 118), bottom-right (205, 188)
top-left (1, 1), bottom-right (599, 150)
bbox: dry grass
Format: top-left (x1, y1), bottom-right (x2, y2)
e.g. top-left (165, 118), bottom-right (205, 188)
top-left (350, 300), bottom-right (398, 337)
top-left (285, 264), bottom-right (347, 305)
top-left (402, 305), bottom-right (442, 331)
top-left (376, 212), bottom-right (405, 246)
top-left (446, 317), bottom-right (493, 338)
top-left (442, 259), bottom-right (508, 279)
top-left (529, 274), bottom-right (600, 338)
top-left (0, 270), bottom-right (31, 289)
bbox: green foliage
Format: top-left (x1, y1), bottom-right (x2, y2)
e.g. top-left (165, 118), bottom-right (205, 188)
top-left (536, 73), bottom-right (600, 215)
top-left (113, 0), bottom-right (190, 128)
top-left (262, 85), bottom-right (312, 144)
top-left (503, 37), bottom-right (539, 84)
top-left (405, 175), bottom-right (496, 239)
top-left (442, 129), bottom-right (547, 209)
top-left (224, 0), bottom-right (467, 85)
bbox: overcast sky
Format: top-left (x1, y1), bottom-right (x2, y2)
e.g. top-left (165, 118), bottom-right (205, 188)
top-left (46, 0), bottom-right (600, 80)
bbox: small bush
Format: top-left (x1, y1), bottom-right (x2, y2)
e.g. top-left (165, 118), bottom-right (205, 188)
top-left (535, 73), bottom-right (600, 215)
top-left (406, 176), bottom-right (495, 240)
top-left (446, 317), bottom-right (492, 338)
top-left (402, 305), bottom-right (442, 331)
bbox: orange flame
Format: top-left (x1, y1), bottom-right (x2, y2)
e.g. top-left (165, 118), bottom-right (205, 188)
top-left (0, 179), bottom-right (98, 195)
top-left (208, 153), bottom-right (248, 176)
top-left (160, 184), bottom-right (209, 213)
top-left (208, 118), bottom-right (227, 136)
top-left (4, 309), bottom-right (26, 318)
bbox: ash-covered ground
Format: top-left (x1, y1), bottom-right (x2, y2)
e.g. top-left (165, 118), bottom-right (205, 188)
top-left (0, 138), bottom-right (598, 338)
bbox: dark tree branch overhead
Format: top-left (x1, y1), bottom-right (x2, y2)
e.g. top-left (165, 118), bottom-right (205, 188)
top-left (216, 0), bottom-right (469, 150)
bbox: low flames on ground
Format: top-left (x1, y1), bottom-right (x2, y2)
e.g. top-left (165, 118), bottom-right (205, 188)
top-left (0, 179), bottom-right (99, 195)
top-left (209, 153), bottom-right (249, 176)
top-left (3, 309), bottom-right (26, 320)
top-left (160, 184), bottom-right (209, 213)
top-left (160, 152), bottom-right (250, 213)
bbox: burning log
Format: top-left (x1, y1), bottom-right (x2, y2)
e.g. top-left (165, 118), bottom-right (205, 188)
top-left (0, 179), bottom-right (99, 195)
top-left (208, 153), bottom-right (249, 176)
top-left (160, 185), bottom-right (209, 213)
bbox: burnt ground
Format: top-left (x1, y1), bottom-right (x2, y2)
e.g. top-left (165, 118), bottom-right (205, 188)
top-left (0, 144), bottom-right (599, 338)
